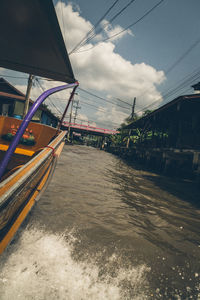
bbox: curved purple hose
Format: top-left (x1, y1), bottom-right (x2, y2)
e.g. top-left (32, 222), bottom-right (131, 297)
top-left (0, 82), bottom-right (78, 180)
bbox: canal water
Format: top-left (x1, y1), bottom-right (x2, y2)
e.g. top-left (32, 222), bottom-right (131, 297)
top-left (0, 145), bottom-right (200, 299)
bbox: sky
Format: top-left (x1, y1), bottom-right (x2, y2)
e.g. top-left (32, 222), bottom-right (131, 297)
top-left (1, 0), bottom-right (200, 129)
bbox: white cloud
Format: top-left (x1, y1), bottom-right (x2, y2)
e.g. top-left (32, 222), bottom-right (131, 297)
top-left (100, 19), bottom-right (133, 42)
top-left (55, 2), bottom-right (93, 52)
top-left (75, 112), bottom-right (97, 127)
top-left (96, 105), bottom-right (128, 127)
top-left (77, 112), bottom-right (88, 123)
top-left (55, 2), bottom-right (165, 128)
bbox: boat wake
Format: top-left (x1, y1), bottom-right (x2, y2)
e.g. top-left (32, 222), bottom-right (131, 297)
top-left (0, 228), bottom-right (149, 300)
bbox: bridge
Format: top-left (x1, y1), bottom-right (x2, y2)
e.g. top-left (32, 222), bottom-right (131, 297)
top-left (62, 121), bottom-right (119, 136)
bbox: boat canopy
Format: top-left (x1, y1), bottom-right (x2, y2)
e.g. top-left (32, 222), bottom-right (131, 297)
top-left (0, 0), bottom-right (75, 83)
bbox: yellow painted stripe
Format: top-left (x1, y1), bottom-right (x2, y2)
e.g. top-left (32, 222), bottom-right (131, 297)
top-left (0, 197), bottom-right (35, 254)
top-left (36, 165), bottom-right (51, 192)
top-left (0, 144), bottom-right (34, 156)
top-left (0, 167), bottom-right (51, 255)
top-left (55, 141), bottom-right (65, 158)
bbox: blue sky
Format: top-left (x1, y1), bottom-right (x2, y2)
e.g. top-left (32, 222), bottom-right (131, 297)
top-left (71, 0), bottom-right (200, 70)
top-left (1, 0), bottom-right (200, 129)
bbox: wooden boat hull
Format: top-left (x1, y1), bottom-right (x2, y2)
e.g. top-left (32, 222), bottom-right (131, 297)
top-left (0, 129), bottom-right (65, 254)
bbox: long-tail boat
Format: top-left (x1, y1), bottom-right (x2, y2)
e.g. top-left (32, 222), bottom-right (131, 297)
top-left (0, 0), bottom-right (78, 254)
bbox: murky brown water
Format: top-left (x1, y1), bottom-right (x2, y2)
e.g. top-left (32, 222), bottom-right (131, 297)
top-left (0, 145), bottom-right (200, 299)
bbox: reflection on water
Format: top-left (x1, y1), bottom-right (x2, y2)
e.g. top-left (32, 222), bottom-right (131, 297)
top-left (0, 145), bottom-right (200, 299)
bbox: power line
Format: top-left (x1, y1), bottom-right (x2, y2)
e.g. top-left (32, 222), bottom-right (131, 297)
top-left (135, 67), bottom-right (200, 115)
top-left (79, 87), bottom-right (131, 110)
top-left (76, 0), bottom-right (165, 53)
top-left (61, 113), bottom-right (120, 127)
top-left (115, 97), bottom-right (132, 107)
top-left (73, 0), bottom-right (137, 53)
top-left (79, 97), bottom-right (107, 113)
top-left (69, 0), bottom-right (121, 54)
top-left (79, 93), bottom-right (127, 112)
top-left (79, 89), bottom-right (132, 109)
top-left (165, 37), bottom-right (200, 75)
top-left (36, 88), bottom-right (131, 112)
top-left (76, 115), bottom-right (120, 127)
top-left (133, 36), bottom-right (200, 114)
top-left (35, 78), bottom-right (64, 116)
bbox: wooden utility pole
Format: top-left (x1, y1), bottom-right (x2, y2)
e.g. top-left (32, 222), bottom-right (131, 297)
top-left (127, 97), bottom-right (136, 148)
top-left (23, 74), bottom-right (34, 119)
top-left (131, 97), bottom-right (136, 119)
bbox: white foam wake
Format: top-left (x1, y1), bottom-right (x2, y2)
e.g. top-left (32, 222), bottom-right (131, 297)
top-left (0, 228), bottom-right (149, 300)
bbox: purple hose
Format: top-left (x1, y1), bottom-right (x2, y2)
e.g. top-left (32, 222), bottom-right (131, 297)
top-left (0, 82), bottom-right (78, 180)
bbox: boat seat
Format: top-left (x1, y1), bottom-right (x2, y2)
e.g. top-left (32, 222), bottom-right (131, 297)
top-left (0, 144), bottom-right (35, 157)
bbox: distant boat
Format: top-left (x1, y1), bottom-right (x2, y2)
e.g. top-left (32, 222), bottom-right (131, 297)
top-left (0, 0), bottom-right (78, 254)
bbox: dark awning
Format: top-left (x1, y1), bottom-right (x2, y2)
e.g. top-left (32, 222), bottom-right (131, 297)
top-left (0, 0), bottom-right (75, 83)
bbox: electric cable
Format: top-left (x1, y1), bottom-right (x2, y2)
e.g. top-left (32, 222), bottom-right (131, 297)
top-left (35, 78), bottom-right (64, 116)
top-left (135, 67), bottom-right (200, 115)
top-left (75, 0), bottom-right (165, 53)
top-left (73, 0), bottom-right (137, 52)
top-left (69, 0), bottom-right (121, 54)
top-left (79, 87), bottom-right (131, 110)
top-left (134, 37), bottom-right (200, 114)
top-left (79, 92), bottom-right (131, 110)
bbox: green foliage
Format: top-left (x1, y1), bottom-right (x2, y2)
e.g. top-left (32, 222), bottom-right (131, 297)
top-left (107, 110), bottom-right (170, 148)
top-left (110, 134), bottom-right (124, 146)
top-left (142, 110), bottom-right (153, 117)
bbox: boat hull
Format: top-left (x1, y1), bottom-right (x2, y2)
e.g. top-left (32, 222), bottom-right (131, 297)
top-left (0, 130), bottom-right (65, 254)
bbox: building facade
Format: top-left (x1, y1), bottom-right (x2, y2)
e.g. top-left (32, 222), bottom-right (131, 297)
top-left (0, 77), bottom-right (59, 127)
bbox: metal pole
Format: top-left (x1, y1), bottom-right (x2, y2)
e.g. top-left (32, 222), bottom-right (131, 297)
top-left (23, 74), bottom-right (34, 119)
top-left (0, 82), bottom-right (78, 180)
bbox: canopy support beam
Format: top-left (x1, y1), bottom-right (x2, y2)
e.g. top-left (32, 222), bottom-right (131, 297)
top-left (57, 84), bottom-right (79, 131)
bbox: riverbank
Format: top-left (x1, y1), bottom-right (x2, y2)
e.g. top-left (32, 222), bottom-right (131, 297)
top-left (105, 145), bottom-right (200, 182)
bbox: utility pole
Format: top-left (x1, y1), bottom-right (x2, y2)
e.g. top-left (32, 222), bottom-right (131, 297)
top-left (131, 97), bottom-right (136, 119)
top-left (67, 92), bottom-right (78, 141)
top-left (127, 97), bottom-right (136, 148)
top-left (73, 100), bottom-right (81, 123)
top-left (23, 74), bottom-right (34, 119)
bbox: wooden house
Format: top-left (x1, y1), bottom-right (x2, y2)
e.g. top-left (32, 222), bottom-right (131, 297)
top-left (0, 78), bottom-right (59, 127)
